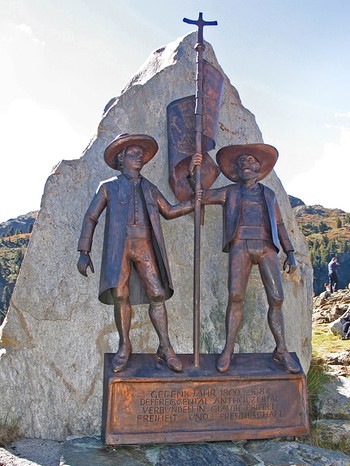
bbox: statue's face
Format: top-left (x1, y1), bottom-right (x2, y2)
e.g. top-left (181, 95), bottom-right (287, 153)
top-left (123, 145), bottom-right (144, 171)
top-left (236, 154), bottom-right (260, 182)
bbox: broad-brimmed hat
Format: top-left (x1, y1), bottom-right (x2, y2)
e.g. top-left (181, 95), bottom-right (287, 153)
top-left (104, 133), bottom-right (158, 170)
top-left (216, 143), bottom-right (279, 182)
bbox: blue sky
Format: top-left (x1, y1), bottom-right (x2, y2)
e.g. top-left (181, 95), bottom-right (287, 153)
top-left (1, 0), bottom-right (350, 222)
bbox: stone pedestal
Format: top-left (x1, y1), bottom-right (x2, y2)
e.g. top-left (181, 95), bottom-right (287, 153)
top-left (102, 353), bottom-right (309, 445)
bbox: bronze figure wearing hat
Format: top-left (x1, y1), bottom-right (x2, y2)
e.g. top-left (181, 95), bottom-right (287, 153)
top-left (77, 133), bottom-right (197, 373)
top-left (191, 143), bottom-right (300, 374)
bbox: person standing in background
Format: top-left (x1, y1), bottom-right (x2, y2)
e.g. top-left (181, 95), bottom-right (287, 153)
top-left (328, 257), bottom-right (340, 293)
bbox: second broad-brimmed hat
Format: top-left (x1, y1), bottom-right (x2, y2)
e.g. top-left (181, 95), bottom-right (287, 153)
top-left (216, 143), bottom-right (279, 182)
top-left (104, 133), bottom-right (159, 170)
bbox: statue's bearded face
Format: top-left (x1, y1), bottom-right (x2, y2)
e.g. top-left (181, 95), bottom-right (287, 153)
top-left (236, 154), bottom-right (261, 182)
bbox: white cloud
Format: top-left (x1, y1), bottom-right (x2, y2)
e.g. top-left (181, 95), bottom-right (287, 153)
top-left (16, 23), bottom-right (33, 35)
top-left (0, 99), bottom-right (87, 222)
top-left (286, 127), bottom-right (350, 212)
top-left (14, 22), bottom-right (44, 45)
top-left (334, 112), bottom-right (350, 119)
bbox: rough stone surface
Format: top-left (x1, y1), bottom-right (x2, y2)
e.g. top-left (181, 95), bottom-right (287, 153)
top-left (315, 376), bottom-right (350, 420)
top-left (0, 33), bottom-right (312, 441)
top-left (311, 375), bottom-right (350, 452)
top-left (2, 436), bottom-right (350, 466)
top-left (60, 437), bottom-right (350, 466)
top-left (3, 438), bottom-right (62, 466)
top-left (312, 419), bottom-right (350, 452)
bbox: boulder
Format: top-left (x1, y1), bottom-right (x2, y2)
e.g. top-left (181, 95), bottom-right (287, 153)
top-left (313, 291), bottom-right (330, 308)
top-left (311, 420), bottom-right (350, 454)
top-left (315, 376), bottom-right (350, 420)
top-left (330, 317), bottom-right (345, 337)
top-left (0, 32), bottom-right (313, 440)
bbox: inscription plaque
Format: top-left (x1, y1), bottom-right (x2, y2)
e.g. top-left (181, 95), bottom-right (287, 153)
top-left (102, 353), bottom-right (309, 445)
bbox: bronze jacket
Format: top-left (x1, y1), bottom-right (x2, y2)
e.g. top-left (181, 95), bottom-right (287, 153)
top-left (78, 174), bottom-right (193, 305)
top-left (204, 183), bottom-right (294, 254)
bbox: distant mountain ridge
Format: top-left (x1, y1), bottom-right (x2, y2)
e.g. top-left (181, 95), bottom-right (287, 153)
top-left (288, 196), bottom-right (350, 295)
top-left (0, 211), bottom-right (38, 323)
top-left (0, 211), bottom-right (38, 236)
top-left (288, 195), bottom-right (305, 208)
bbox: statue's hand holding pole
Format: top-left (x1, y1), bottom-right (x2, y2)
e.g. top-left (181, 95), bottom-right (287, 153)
top-left (190, 152), bottom-right (204, 196)
top-left (190, 152), bottom-right (205, 220)
top-left (189, 153), bottom-right (203, 176)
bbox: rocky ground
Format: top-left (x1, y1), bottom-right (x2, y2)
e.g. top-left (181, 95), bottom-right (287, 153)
top-left (313, 287), bottom-right (350, 377)
top-left (1, 290), bottom-right (349, 465)
top-left (1, 436), bottom-right (350, 466)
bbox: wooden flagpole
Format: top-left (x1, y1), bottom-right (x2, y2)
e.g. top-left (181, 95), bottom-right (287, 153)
top-left (183, 12), bottom-right (218, 368)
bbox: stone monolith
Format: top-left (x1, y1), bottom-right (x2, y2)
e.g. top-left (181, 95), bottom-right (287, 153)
top-left (0, 33), bottom-right (313, 441)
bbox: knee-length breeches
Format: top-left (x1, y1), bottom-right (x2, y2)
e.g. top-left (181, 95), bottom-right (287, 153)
top-left (228, 239), bottom-right (284, 305)
top-left (114, 236), bottom-right (165, 301)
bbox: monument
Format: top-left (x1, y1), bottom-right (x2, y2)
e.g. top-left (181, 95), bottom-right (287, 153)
top-left (0, 16), bottom-right (313, 442)
top-left (98, 14), bottom-right (309, 444)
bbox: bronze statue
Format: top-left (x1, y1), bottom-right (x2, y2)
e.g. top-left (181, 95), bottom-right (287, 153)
top-left (192, 144), bottom-right (300, 374)
top-left (77, 133), bottom-right (197, 373)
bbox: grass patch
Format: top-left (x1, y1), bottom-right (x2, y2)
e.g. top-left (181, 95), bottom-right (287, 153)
top-left (308, 322), bottom-right (347, 418)
top-left (306, 358), bottom-right (332, 420)
top-left (0, 419), bottom-right (20, 447)
top-left (307, 424), bottom-right (350, 455)
top-left (312, 323), bottom-right (348, 361)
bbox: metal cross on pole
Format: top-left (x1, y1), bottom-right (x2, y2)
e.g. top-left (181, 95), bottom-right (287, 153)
top-left (183, 12), bottom-right (218, 368)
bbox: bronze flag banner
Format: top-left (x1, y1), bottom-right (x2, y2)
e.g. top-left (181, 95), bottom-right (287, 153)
top-left (167, 60), bottom-right (224, 202)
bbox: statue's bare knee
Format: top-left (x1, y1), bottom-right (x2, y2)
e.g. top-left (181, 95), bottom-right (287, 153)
top-left (267, 294), bottom-right (284, 309)
top-left (149, 291), bottom-right (165, 306)
top-left (227, 292), bottom-right (244, 313)
top-left (111, 289), bottom-right (129, 306)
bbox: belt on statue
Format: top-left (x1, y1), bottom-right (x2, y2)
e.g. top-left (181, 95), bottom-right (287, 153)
top-left (126, 224), bottom-right (152, 239)
top-left (236, 226), bottom-right (271, 241)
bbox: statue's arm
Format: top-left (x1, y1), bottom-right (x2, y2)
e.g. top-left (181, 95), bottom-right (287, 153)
top-left (77, 185), bottom-right (107, 276)
top-left (156, 188), bottom-right (195, 220)
top-left (202, 187), bottom-right (226, 206)
top-left (188, 153), bottom-right (227, 206)
top-left (275, 200), bottom-right (297, 274)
